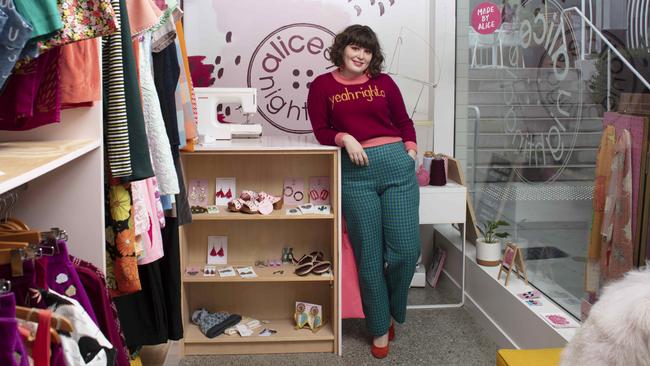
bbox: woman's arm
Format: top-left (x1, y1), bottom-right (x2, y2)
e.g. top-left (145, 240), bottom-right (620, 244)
top-left (385, 75), bottom-right (418, 154)
top-left (307, 79), bottom-right (339, 146)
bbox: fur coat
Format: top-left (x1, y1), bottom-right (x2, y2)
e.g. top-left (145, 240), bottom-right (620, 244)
top-left (559, 270), bottom-right (650, 366)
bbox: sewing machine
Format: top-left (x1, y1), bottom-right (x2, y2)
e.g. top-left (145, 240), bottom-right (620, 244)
top-left (195, 87), bottom-right (261, 141)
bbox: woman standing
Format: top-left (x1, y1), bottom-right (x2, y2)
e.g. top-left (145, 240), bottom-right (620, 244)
top-left (307, 24), bottom-right (420, 358)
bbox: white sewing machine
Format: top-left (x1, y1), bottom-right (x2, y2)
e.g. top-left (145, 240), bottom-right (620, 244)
top-left (195, 87), bottom-right (261, 141)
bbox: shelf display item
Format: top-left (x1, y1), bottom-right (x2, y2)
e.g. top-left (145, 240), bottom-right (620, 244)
top-left (217, 266), bottom-right (236, 277)
top-left (542, 313), bottom-right (579, 329)
top-left (203, 266), bottom-right (216, 276)
top-left (282, 247), bottom-right (296, 264)
top-left (309, 176), bottom-right (330, 205)
top-left (294, 302), bottom-right (324, 332)
top-left (314, 204), bottom-right (331, 215)
top-left (236, 266), bottom-right (257, 278)
top-left (188, 179), bottom-right (209, 207)
top-left (298, 204), bottom-right (316, 214)
top-left (191, 308), bottom-right (242, 338)
top-left (207, 236), bottom-right (227, 264)
top-left (215, 177), bottom-right (236, 206)
top-left (284, 177), bottom-right (305, 206)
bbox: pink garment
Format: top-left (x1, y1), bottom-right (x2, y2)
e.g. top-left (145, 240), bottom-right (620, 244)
top-left (600, 129), bottom-right (633, 282)
top-left (131, 180), bottom-right (151, 236)
top-left (0, 48), bottom-right (61, 131)
top-left (602, 112), bottom-right (645, 248)
top-left (136, 178), bottom-right (165, 265)
top-left (151, 177), bottom-right (166, 228)
top-left (126, 0), bottom-right (163, 38)
top-left (341, 218), bottom-right (365, 319)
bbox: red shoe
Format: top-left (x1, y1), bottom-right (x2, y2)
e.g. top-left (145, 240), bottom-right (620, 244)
top-left (371, 342), bottom-right (389, 359)
top-left (388, 323), bottom-right (395, 341)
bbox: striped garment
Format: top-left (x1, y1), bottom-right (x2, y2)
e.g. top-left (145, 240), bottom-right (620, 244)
top-left (102, 0), bottom-right (132, 178)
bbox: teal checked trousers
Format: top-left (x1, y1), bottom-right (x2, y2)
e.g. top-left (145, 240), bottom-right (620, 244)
top-left (342, 142), bottom-right (420, 336)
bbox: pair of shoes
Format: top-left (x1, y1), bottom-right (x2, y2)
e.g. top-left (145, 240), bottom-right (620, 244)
top-left (294, 251), bottom-right (330, 276)
top-left (294, 260), bottom-right (331, 276)
top-left (371, 341), bottom-right (389, 359)
top-left (227, 198), bottom-right (257, 213)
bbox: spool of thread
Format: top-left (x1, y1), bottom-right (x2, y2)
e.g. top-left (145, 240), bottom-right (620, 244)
top-left (429, 155), bottom-right (447, 186)
top-left (423, 151), bottom-right (434, 174)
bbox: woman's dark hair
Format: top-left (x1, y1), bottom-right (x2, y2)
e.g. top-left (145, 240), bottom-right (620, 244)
top-left (329, 24), bottom-right (384, 77)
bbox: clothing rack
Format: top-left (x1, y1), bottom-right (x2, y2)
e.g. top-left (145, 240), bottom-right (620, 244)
top-left (0, 185), bottom-right (27, 221)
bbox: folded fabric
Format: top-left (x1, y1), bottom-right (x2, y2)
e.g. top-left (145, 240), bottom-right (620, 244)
top-left (191, 308), bottom-right (242, 339)
top-left (0, 0), bottom-right (32, 89)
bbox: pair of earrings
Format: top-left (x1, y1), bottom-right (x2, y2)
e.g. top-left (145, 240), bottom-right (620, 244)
top-left (216, 188), bottom-right (232, 198)
top-left (190, 185), bottom-right (207, 202)
top-left (309, 189), bottom-right (329, 201)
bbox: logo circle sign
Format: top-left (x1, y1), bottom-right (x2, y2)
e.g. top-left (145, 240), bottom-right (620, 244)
top-left (471, 2), bottom-right (502, 35)
top-left (247, 23), bottom-right (336, 134)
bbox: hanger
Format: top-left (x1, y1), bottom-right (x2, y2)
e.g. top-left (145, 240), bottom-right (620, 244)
top-left (0, 231), bottom-right (42, 245)
top-left (15, 306), bottom-right (74, 333)
top-left (15, 306), bottom-right (74, 345)
top-left (0, 241), bottom-right (29, 250)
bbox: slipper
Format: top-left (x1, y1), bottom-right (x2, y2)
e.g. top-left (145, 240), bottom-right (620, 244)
top-left (227, 198), bottom-right (245, 212)
top-left (311, 261), bottom-right (331, 275)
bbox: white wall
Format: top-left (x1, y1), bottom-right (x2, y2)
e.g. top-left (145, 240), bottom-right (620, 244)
top-left (185, 0), bottom-right (434, 137)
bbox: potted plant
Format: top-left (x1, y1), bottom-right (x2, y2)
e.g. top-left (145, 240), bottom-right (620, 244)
top-left (476, 220), bottom-right (510, 266)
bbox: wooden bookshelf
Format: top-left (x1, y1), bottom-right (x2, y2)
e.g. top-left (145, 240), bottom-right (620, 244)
top-left (180, 140), bottom-right (340, 355)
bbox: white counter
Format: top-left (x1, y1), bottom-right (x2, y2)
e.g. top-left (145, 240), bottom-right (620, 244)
top-left (193, 135), bottom-right (339, 151)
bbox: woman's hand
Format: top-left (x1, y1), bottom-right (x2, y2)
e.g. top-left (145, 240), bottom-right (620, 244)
top-left (407, 149), bottom-right (417, 160)
top-left (342, 135), bottom-right (369, 166)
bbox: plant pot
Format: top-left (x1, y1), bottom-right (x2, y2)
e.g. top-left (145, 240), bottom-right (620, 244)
top-left (476, 238), bottom-right (501, 266)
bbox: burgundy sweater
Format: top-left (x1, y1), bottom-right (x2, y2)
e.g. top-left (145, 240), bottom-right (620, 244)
top-left (307, 72), bottom-right (417, 149)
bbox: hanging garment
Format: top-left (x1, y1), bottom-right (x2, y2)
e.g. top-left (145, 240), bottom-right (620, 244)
top-left (158, 216), bottom-right (183, 340)
top-left (114, 0), bottom-right (154, 182)
top-left (60, 38), bottom-right (101, 108)
top-left (71, 256), bottom-right (130, 366)
top-left (0, 293), bottom-right (30, 366)
top-left (44, 289), bottom-right (116, 366)
top-left (105, 182), bottom-right (142, 297)
top-left (43, 240), bottom-right (98, 324)
top-left (153, 41), bottom-right (192, 225)
top-left (175, 20), bottom-right (198, 147)
top-left (149, 0), bottom-right (180, 35)
top-left (135, 177), bottom-right (165, 266)
top-left (172, 40), bottom-right (187, 148)
top-left (0, 11), bottom-right (7, 32)
top-left (125, 0), bottom-right (162, 38)
top-left (600, 129), bottom-right (634, 282)
top-left (130, 180), bottom-right (151, 238)
top-left (138, 31), bottom-right (180, 195)
top-left (585, 125), bottom-right (616, 294)
top-left (114, 260), bottom-right (170, 347)
top-left (602, 112), bottom-right (646, 257)
top-left (13, 0), bottom-right (62, 40)
top-left (114, 220), bottom-right (183, 348)
top-left (33, 309), bottom-right (52, 366)
top-left (0, 260), bottom-right (46, 309)
top-left (0, 0), bottom-right (32, 89)
top-left (38, 0), bottom-right (118, 52)
top-left (0, 47), bottom-right (61, 130)
top-left (101, 0), bottom-right (132, 178)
